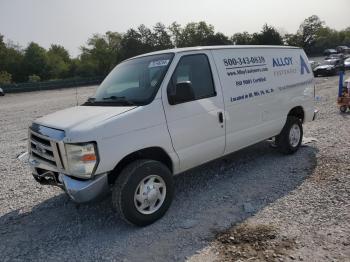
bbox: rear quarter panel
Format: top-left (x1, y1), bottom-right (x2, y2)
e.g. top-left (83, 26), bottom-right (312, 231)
top-left (211, 47), bottom-right (314, 153)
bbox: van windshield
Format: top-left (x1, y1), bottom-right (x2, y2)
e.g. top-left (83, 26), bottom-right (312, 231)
top-left (84, 53), bottom-right (174, 106)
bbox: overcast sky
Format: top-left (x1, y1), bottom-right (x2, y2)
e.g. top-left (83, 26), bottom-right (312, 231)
top-left (0, 0), bottom-right (349, 57)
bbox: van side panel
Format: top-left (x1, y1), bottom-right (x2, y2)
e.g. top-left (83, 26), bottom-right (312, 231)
top-left (211, 47), bottom-right (314, 154)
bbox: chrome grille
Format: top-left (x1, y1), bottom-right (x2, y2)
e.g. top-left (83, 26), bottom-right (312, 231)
top-left (29, 129), bottom-right (65, 170)
top-left (30, 133), bottom-right (56, 166)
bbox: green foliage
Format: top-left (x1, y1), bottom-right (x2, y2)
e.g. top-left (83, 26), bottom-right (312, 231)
top-left (284, 33), bottom-right (303, 47)
top-left (231, 32), bottom-right (253, 45)
top-left (252, 24), bottom-right (283, 45)
top-left (22, 42), bottom-right (49, 80)
top-left (285, 15), bottom-right (350, 55)
top-left (0, 71), bottom-right (12, 84)
top-left (79, 31), bottom-right (123, 77)
top-left (297, 15), bottom-right (325, 54)
top-left (177, 21), bottom-right (215, 47)
top-left (153, 23), bottom-right (173, 50)
top-left (28, 74), bottom-right (41, 83)
top-left (46, 44), bottom-right (70, 79)
top-left (48, 44), bottom-right (70, 63)
top-left (0, 17), bottom-right (349, 83)
top-left (0, 35), bottom-right (25, 82)
top-left (231, 25), bottom-right (283, 45)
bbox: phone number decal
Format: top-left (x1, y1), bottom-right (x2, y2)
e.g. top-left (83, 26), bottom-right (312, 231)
top-left (223, 56), bottom-right (266, 67)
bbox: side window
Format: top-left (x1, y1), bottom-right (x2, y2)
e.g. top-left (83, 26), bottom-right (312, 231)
top-left (168, 54), bottom-right (216, 104)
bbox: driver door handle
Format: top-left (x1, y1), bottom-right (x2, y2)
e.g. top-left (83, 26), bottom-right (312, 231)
top-left (218, 112), bottom-right (224, 124)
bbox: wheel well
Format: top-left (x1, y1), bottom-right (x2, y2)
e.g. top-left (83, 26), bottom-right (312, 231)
top-left (108, 147), bottom-right (173, 184)
top-left (288, 106), bottom-right (304, 123)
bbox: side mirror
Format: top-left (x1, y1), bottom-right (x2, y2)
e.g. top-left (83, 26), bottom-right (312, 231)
top-left (168, 81), bottom-right (195, 105)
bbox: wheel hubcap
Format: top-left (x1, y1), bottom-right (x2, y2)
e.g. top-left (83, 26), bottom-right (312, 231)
top-left (289, 124), bottom-right (301, 147)
top-left (134, 175), bottom-right (166, 215)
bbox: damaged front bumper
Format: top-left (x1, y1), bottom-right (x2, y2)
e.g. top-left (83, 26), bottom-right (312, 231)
top-left (58, 173), bottom-right (109, 203)
top-left (29, 158), bottom-right (109, 203)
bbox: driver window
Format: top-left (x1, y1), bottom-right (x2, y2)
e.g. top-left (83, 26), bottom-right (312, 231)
top-left (169, 54), bottom-right (216, 103)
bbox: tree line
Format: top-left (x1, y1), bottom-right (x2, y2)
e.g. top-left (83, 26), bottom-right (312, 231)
top-left (0, 15), bottom-right (349, 84)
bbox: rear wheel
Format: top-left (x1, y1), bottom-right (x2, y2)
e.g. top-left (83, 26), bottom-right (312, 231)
top-left (276, 116), bottom-right (303, 154)
top-left (112, 159), bottom-right (174, 226)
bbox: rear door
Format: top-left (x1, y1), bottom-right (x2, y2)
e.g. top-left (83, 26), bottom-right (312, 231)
top-left (162, 51), bottom-right (225, 172)
top-left (211, 48), bottom-right (269, 154)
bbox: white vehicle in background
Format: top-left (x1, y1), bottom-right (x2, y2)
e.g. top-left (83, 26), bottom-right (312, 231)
top-left (28, 45), bottom-right (317, 226)
top-left (0, 87), bottom-right (4, 96)
top-left (344, 57), bottom-right (350, 70)
top-left (308, 60), bottom-right (319, 70)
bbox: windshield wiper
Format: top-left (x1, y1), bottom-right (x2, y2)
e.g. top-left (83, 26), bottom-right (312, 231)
top-left (102, 96), bottom-right (136, 106)
top-left (81, 97), bottom-right (96, 105)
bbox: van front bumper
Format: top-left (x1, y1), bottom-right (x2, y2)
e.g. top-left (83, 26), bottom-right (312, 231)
top-left (58, 173), bottom-right (109, 203)
top-left (29, 158), bottom-right (109, 203)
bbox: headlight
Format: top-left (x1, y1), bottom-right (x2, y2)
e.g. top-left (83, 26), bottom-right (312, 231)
top-left (65, 143), bottom-right (98, 179)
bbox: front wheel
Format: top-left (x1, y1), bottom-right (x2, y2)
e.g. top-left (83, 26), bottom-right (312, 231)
top-left (276, 116), bottom-right (303, 154)
top-left (112, 159), bottom-right (174, 226)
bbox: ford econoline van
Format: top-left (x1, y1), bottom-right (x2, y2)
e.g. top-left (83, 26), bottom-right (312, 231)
top-left (28, 46), bottom-right (317, 226)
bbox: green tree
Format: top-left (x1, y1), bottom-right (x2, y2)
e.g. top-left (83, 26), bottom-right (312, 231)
top-left (48, 44), bottom-right (70, 63)
top-left (177, 21), bottom-right (216, 47)
top-left (284, 33), bottom-right (302, 47)
top-left (46, 44), bottom-right (71, 79)
top-left (251, 24), bottom-right (283, 45)
top-left (231, 32), bottom-right (253, 45)
top-left (297, 15), bottom-right (325, 54)
top-left (168, 22), bottom-right (182, 47)
top-left (338, 27), bottom-right (350, 46)
top-left (153, 23), bottom-right (173, 50)
top-left (28, 74), bottom-right (41, 82)
top-left (0, 71), bottom-right (12, 84)
top-left (0, 34), bottom-right (6, 70)
top-left (206, 32), bottom-right (231, 45)
top-left (119, 28), bottom-right (148, 60)
top-left (0, 36), bottom-right (25, 82)
top-left (22, 42), bottom-right (48, 80)
top-left (79, 31), bottom-right (123, 76)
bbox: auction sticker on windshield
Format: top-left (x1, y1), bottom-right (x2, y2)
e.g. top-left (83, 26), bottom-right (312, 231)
top-left (148, 60), bottom-right (170, 68)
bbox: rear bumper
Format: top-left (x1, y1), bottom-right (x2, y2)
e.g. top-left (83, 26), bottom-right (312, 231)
top-left (29, 157), bottom-right (109, 203)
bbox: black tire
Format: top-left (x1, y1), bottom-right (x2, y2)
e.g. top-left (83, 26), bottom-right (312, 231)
top-left (340, 105), bottom-right (347, 113)
top-left (112, 159), bottom-right (174, 226)
top-left (275, 116), bottom-right (303, 154)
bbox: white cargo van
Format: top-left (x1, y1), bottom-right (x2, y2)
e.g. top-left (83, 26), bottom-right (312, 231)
top-left (28, 46), bottom-right (316, 226)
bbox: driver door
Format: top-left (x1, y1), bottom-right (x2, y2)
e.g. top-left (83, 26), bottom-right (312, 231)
top-left (162, 52), bottom-right (226, 172)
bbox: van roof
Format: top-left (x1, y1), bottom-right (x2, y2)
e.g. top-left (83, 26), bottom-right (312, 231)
top-left (132, 45), bottom-right (301, 59)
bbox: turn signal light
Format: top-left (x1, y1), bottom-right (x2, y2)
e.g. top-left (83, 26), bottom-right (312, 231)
top-left (81, 154), bottom-right (97, 162)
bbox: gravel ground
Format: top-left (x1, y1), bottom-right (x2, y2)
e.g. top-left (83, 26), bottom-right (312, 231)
top-left (0, 74), bottom-right (349, 262)
top-left (189, 74), bottom-right (350, 262)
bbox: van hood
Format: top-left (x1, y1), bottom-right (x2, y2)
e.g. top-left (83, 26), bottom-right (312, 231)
top-left (35, 105), bottom-right (136, 131)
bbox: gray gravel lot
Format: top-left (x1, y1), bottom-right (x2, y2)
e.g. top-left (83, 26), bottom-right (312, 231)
top-left (0, 75), bottom-right (349, 262)
top-left (189, 74), bottom-right (350, 262)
